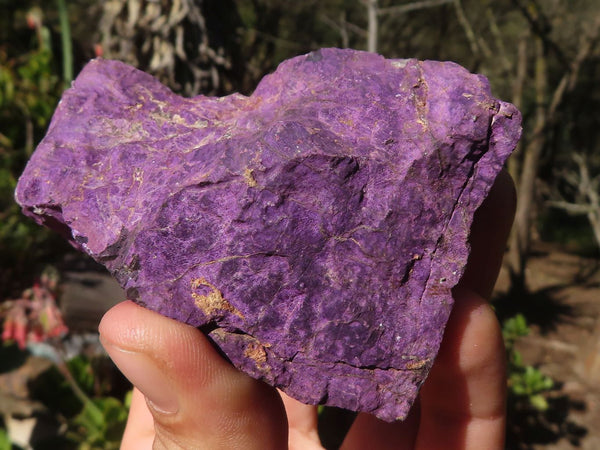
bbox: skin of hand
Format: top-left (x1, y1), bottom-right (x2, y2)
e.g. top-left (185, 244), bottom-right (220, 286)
top-left (99, 170), bottom-right (515, 450)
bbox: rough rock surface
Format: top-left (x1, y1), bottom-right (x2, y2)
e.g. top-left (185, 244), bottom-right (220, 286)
top-left (15, 48), bottom-right (521, 421)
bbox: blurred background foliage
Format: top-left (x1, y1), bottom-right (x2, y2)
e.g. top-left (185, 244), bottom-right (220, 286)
top-left (1, 0), bottom-right (600, 448)
top-left (1, 1), bottom-right (598, 296)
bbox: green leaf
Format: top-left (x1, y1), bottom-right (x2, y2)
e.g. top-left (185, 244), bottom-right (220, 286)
top-left (69, 396), bottom-right (129, 449)
top-left (529, 394), bottom-right (549, 411)
top-left (67, 355), bottom-right (95, 394)
top-left (123, 389), bottom-right (133, 409)
top-left (75, 399), bottom-right (105, 432)
top-left (511, 349), bottom-right (523, 367)
top-left (0, 428), bottom-right (11, 450)
top-left (502, 314), bottom-right (530, 341)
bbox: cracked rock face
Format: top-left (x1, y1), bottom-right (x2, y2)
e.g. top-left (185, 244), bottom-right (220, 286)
top-left (15, 48), bottom-right (521, 421)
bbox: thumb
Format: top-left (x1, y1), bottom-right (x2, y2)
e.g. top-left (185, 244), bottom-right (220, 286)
top-left (99, 300), bottom-right (288, 449)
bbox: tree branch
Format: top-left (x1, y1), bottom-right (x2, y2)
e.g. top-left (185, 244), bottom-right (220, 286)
top-left (531, 15), bottom-right (600, 139)
top-left (453, 0), bottom-right (491, 59)
top-left (378, 0), bottom-right (453, 16)
top-left (320, 13), bottom-right (352, 47)
top-left (547, 200), bottom-right (593, 215)
top-left (322, 13), bottom-right (367, 38)
top-left (550, 152), bottom-right (600, 249)
top-left (486, 7), bottom-right (511, 74)
top-left (511, 0), bottom-right (569, 69)
top-left (367, 0), bottom-right (378, 53)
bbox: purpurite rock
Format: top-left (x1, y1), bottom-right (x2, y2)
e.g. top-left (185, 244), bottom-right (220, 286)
top-left (15, 48), bottom-right (521, 421)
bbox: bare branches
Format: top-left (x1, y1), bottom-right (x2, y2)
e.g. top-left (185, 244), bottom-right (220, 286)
top-left (378, 0), bottom-right (453, 16)
top-left (533, 16), bottom-right (600, 138)
top-left (486, 7), bottom-right (512, 75)
top-left (506, 7), bottom-right (600, 283)
top-left (549, 153), bottom-right (600, 249)
top-left (547, 201), bottom-right (594, 215)
top-left (453, 0), bottom-right (492, 59)
top-left (361, 0), bottom-right (453, 53)
top-left (511, 0), bottom-right (569, 69)
top-left (367, 0), bottom-right (378, 52)
top-left (320, 12), bottom-right (356, 48)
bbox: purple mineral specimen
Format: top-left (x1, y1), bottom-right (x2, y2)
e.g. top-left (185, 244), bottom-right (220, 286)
top-left (15, 48), bottom-right (521, 421)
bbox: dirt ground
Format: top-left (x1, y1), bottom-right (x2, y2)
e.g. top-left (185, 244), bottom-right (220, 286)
top-left (494, 243), bottom-right (600, 450)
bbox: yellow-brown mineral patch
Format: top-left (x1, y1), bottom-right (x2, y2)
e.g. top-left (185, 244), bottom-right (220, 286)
top-left (243, 168), bottom-right (257, 187)
top-left (191, 277), bottom-right (244, 319)
top-left (405, 359), bottom-right (429, 370)
top-left (244, 341), bottom-right (268, 367)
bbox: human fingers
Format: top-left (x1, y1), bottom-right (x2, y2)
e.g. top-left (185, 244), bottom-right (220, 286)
top-left (415, 288), bottom-right (506, 449)
top-left (99, 300), bottom-right (288, 450)
top-left (414, 170), bottom-right (515, 449)
top-left (340, 400), bottom-right (420, 450)
top-left (120, 388), bottom-right (155, 449)
top-left (459, 169), bottom-right (516, 300)
top-left (343, 297), bottom-right (506, 450)
top-left (341, 170), bottom-right (515, 449)
top-left (279, 391), bottom-right (324, 450)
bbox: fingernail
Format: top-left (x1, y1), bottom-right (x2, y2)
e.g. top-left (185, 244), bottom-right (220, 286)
top-left (103, 343), bottom-right (179, 414)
